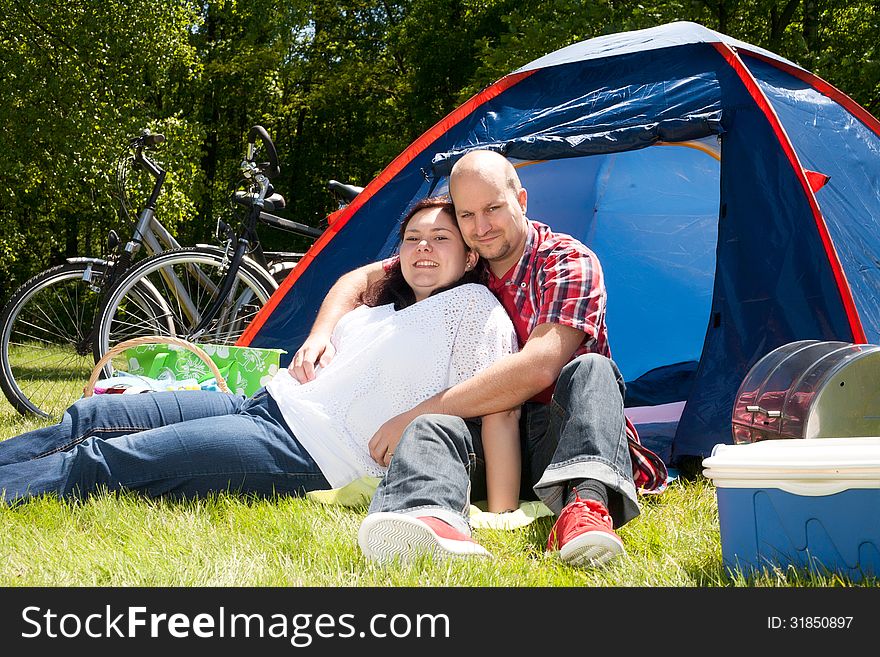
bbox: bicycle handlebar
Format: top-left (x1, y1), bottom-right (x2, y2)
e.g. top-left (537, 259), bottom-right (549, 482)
top-left (247, 125), bottom-right (280, 179)
top-left (131, 130), bottom-right (165, 149)
top-left (132, 132), bottom-right (165, 179)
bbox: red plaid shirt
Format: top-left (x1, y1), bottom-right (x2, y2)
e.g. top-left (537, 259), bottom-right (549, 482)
top-left (488, 220), bottom-right (610, 403)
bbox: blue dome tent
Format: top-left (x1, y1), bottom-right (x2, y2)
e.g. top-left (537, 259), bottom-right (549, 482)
top-left (239, 21), bottom-right (880, 466)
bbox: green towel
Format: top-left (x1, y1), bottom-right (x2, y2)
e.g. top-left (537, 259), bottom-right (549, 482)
top-left (306, 476), bottom-right (553, 530)
top-left (306, 477), bottom-right (382, 506)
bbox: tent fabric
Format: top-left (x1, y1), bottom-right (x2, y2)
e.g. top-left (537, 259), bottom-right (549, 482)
top-left (239, 21), bottom-right (880, 465)
top-left (429, 110), bottom-right (724, 174)
top-left (513, 21), bottom-right (801, 73)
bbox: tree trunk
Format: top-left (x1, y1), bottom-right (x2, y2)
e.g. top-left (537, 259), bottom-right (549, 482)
top-left (769, 0), bottom-right (801, 51)
top-left (64, 210), bottom-right (79, 259)
top-left (803, 0), bottom-right (821, 52)
top-left (197, 10), bottom-right (220, 235)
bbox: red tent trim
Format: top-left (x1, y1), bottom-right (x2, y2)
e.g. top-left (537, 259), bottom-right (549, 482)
top-left (713, 42), bottom-right (866, 344)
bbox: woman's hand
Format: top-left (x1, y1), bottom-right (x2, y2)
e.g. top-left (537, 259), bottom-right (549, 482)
top-left (289, 334), bottom-right (336, 383)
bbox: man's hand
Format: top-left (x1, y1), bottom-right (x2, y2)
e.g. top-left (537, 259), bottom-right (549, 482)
top-left (368, 410), bottom-right (421, 467)
top-left (289, 334), bottom-right (336, 383)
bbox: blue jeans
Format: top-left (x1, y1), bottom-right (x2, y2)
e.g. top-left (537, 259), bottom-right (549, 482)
top-left (368, 354), bottom-right (638, 534)
top-left (0, 389), bottom-right (328, 503)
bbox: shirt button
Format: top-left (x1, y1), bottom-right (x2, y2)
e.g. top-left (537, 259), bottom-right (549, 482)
top-left (520, 282), bottom-right (527, 288)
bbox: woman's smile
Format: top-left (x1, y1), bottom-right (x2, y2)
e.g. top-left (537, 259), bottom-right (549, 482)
top-left (399, 206), bottom-right (476, 301)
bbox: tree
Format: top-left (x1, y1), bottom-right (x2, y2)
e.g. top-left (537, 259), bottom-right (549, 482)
top-left (0, 0), bottom-right (203, 296)
top-left (0, 0), bottom-right (875, 299)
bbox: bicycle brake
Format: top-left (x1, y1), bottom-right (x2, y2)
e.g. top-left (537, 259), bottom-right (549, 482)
top-left (215, 219), bottom-right (235, 243)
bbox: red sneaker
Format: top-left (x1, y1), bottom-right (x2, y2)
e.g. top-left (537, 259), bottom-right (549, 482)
top-left (547, 496), bottom-right (625, 567)
top-left (359, 512), bottom-right (492, 563)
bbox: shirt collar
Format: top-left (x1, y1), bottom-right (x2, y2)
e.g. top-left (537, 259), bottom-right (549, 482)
top-left (488, 221), bottom-right (538, 290)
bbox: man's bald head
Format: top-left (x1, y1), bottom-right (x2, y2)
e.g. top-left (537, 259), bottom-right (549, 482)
top-left (449, 150), bottom-right (522, 198)
top-left (446, 149), bottom-right (530, 276)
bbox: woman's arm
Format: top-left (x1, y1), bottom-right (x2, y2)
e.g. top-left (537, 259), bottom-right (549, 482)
top-left (481, 408), bottom-right (522, 513)
top-left (289, 261), bottom-right (386, 382)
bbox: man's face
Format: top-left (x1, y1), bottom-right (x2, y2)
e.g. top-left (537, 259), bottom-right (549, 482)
top-left (450, 171), bottom-right (529, 275)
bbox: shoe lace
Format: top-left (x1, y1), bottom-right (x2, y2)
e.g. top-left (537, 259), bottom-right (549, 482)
top-left (546, 491), bottom-right (612, 551)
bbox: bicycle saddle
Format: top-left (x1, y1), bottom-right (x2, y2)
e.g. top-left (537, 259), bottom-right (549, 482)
top-left (328, 180), bottom-right (364, 203)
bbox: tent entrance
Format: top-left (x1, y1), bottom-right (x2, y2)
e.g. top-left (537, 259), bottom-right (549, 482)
top-left (431, 140), bottom-right (721, 463)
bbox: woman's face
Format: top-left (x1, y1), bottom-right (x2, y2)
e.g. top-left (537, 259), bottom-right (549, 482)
top-left (399, 206), bottom-right (478, 302)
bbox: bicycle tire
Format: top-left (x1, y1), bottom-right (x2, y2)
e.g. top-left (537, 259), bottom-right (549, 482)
top-left (0, 261), bottom-right (110, 418)
top-left (95, 247), bottom-right (276, 361)
top-left (267, 253), bottom-right (303, 285)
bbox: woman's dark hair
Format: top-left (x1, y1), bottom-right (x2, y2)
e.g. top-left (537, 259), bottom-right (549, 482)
top-left (360, 196), bottom-right (487, 310)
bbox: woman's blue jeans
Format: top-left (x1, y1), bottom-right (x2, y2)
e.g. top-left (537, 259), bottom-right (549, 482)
top-left (368, 353), bottom-right (638, 534)
top-left (0, 388), bottom-right (328, 503)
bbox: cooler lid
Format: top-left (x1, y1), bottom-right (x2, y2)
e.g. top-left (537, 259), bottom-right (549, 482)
top-left (702, 437), bottom-right (880, 495)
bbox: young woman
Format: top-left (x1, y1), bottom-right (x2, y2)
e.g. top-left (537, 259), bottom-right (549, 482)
top-left (0, 198), bottom-right (522, 512)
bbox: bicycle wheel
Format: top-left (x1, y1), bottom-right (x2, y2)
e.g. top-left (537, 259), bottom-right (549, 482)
top-left (267, 253), bottom-right (304, 285)
top-left (95, 247), bottom-right (276, 359)
top-left (0, 261), bottom-right (109, 417)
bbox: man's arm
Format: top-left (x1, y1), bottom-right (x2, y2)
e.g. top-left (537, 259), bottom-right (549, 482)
top-left (289, 261), bottom-right (386, 382)
top-left (369, 322), bottom-right (586, 465)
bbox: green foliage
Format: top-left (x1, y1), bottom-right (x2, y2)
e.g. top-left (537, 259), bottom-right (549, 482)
top-left (0, 0), bottom-right (877, 298)
top-left (0, 0), bottom-right (202, 295)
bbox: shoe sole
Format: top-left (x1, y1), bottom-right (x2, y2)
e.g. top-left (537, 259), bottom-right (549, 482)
top-left (558, 530), bottom-right (626, 568)
top-left (359, 513), bottom-right (492, 563)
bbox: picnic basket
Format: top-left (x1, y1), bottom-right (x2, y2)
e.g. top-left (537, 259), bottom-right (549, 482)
top-left (84, 336), bottom-right (231, 397)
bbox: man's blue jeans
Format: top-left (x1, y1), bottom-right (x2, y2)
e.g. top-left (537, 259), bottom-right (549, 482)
top-left (368, 354), bottom-right (638, 534)
top-left (0, 388), bottom-right (328, 503)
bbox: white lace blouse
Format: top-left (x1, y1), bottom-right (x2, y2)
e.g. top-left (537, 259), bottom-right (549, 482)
top-left (266, 284), bottom-right (518, 488)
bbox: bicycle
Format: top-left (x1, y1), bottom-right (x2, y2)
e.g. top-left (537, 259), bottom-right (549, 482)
top-left (92, 126), bottom-right (346, 367)
top-left (0, 127), bottom-right (357, 418)
top-left (0, 130), bottom-right (186, 418)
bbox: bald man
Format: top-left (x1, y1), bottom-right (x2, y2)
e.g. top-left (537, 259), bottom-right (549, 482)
top-left (292, 150), bottom-right (645, 568)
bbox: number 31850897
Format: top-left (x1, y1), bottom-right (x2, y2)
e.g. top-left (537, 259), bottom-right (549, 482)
top-left (769, 616), bottom-right (853, 629)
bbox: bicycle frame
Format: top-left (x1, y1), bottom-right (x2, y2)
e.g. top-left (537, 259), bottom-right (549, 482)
top-left (187, 153), bottom-right (274, 339)
top-left (106, 125), bottom-right (339, 345)
top-left (186, 125), bottom-right (325, 340)
top-left (69, 133), bottom-right (188, 355)
top-left (121, 138), bottom-right (211, 327)
top-left (116, 134), bottom-right (181, 263)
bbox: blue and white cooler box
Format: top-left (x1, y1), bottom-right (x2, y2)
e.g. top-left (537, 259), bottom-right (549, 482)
top-left (702, 437), bottom-right (880, 580)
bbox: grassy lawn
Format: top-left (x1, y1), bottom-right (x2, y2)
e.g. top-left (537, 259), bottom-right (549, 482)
top-left (4, 342), bottom-right (100, 418)
top-left (0, 397), bottom-right (875, 587)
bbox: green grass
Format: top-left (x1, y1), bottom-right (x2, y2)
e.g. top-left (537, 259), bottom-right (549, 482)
top-left (0, 403), bottom-right (875, 587)
top-left (5, 342), bottom-right (99, 417)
